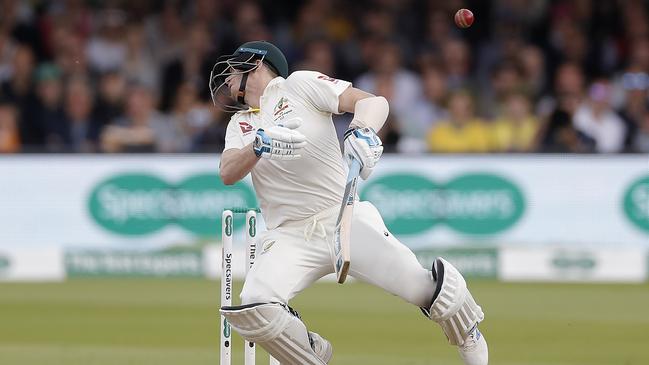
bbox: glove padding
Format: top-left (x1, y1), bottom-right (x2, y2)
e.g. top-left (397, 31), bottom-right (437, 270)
top-left (343, 127), bottom-right (383, 179)
top-left (254, 118), bottom-right (307, 160)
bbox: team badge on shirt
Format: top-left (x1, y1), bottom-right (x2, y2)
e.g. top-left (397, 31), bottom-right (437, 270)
top-left (273, 97), bottom-right (293, 121)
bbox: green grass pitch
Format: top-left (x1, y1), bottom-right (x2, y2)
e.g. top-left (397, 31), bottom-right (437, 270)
top-left (0, 279), bottom-right (647, 364)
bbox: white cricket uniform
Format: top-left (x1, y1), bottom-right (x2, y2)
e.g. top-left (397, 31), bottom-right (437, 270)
top-left (223, 71), bottom-right (435, 308)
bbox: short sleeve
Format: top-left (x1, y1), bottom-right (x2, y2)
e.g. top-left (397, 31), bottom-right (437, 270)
top-left (285, 71), bottom-right (351, 114)
top-left (223, 116), bottom-right (246, 152)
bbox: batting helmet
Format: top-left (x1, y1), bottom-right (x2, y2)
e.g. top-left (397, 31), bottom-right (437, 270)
top-left (209, 41), bottom-right (288, 111)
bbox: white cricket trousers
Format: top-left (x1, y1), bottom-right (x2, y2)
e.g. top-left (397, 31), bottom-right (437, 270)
top-left (240, 201), bottom-right (435, 308)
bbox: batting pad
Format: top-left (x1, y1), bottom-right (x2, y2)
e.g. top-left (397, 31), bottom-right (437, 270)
top-left (427, 258), bottom-right (484, 346)
top-left (221, 302), bottom-right (328, 365)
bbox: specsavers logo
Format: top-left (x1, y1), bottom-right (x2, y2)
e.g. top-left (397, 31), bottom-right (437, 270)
top-left (88, 173), bottom-right (256, 237)
top-left (248, 216), bottom-right (256, 237)
top-left (360, 173), bottom-right (525, 235)
top-left (623, 175), bottom-right (649, 233)
top-left (224, 215), bottom-right (233, 237)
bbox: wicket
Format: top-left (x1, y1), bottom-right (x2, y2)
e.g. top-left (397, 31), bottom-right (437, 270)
top-left (221, 208), bottom-right (279, 365)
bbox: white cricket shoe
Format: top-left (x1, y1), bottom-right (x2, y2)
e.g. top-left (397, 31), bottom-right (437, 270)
top-left (309, 331), bottom-right (333, 363)
top-left (458, 327), bottom-right (488, 365)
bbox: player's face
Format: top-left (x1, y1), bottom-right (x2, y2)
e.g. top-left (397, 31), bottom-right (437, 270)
top-left (221, 60), bottom-right (262, 105)
top-left (225, 69), bottom-right (242, 100)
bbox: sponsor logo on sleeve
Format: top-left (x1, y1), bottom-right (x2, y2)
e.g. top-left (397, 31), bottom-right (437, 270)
top-left (317, 74), bottom-right (339, 83)
top-left (238, 121), bottom-right (255, 135)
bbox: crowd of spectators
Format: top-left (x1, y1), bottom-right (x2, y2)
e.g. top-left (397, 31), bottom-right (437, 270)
top-left (1, 0), bottom-right (648, 154)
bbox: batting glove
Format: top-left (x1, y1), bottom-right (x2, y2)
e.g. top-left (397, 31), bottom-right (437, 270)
top-left (253, 118), bottom-right (307, 160)
top-left (343, 127), bottom-right (383, 179)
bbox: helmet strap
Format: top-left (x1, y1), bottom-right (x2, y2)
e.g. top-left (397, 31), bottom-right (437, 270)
top-left (237, 72), bottom-right (249, 105)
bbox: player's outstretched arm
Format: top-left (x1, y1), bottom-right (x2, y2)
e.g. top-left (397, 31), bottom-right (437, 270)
top-left (338, 88), bottom-right (389, 132)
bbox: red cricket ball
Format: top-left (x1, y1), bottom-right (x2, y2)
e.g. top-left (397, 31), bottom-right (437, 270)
top-left (454, 9), bottom-right (474, 28)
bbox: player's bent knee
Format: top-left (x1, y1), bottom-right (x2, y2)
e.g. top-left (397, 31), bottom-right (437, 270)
top-left (221, 302), bottom-right (330, 365)
top-left (422, 257), bottom-right (484, 346)
top-left (240, 290), bottom-right (272, 306)
top-left (239, 282), bottom-right (281, 305)
top-left (398, 268), bottom-right (437, 308)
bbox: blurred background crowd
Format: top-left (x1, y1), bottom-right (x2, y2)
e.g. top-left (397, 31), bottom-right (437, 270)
top-left (1, 0), bottom-right (649, 154)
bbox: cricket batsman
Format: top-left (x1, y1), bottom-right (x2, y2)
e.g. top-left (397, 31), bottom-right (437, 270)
top-left (210, 40), bottom-right (488, 365)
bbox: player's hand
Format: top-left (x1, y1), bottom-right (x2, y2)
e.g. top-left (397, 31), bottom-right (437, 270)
top-left (253, 118), bottom-right (307, 160)
top-left (343, 127), bottom-right (383, 179)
